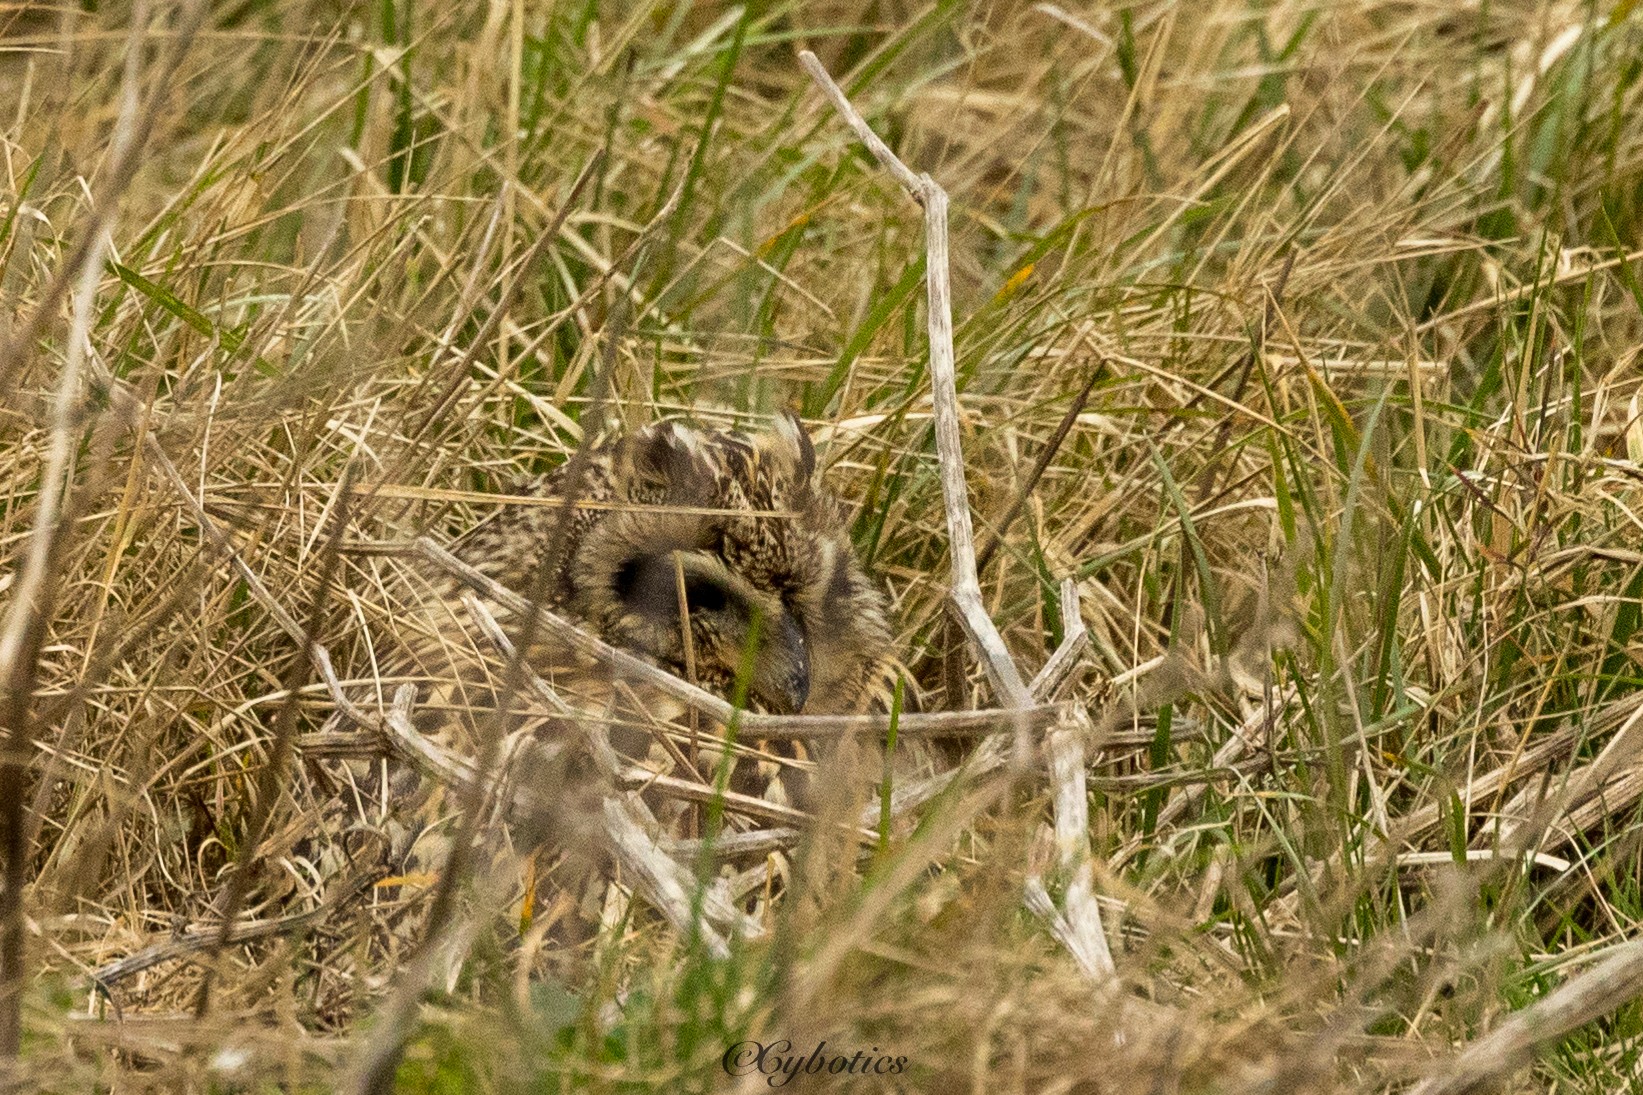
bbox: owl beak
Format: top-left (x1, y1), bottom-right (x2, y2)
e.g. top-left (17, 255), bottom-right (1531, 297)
top-left (752, 613), bottom-right (810, 715)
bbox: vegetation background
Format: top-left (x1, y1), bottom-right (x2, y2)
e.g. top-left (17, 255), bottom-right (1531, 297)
top-left (1, 0), bottom-right (1642, 1090)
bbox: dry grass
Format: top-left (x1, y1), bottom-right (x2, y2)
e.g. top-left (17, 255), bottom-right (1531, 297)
top-left (3, 0), bottom-right (1643, 1091)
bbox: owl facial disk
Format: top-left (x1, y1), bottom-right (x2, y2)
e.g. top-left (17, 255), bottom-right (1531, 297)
top-left (610, 550), bottom-right (812, 715)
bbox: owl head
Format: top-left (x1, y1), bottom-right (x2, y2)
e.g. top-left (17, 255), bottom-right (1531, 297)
top-left (563, 415), bottom-right (891, 717)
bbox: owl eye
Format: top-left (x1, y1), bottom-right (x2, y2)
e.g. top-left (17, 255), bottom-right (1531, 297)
top-left (611, 557), bottom-right (647, 602)
top-left (612, 554), bottom-right (733, 617)
top-left (682, 575), bottom-right (728, 614)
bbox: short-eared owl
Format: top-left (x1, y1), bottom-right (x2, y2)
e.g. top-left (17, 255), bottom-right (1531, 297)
top-left (382, 414), bottom-right (896, 799)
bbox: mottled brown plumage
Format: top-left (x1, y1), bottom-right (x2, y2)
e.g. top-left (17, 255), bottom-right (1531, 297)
top-left (378, 415), bottom-right (896, 803)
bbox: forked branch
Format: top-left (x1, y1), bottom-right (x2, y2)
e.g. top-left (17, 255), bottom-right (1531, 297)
top-left (799, 49), bottom-right (1113, 983)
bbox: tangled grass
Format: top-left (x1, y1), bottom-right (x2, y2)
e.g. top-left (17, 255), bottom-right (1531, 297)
top-left (2, 0), bottom-right (1643, 1090)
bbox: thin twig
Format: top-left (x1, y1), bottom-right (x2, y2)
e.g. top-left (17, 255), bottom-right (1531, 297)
top-left (91, 861), bottom-right (381, 991)
top-left (191, 471), bottom-right (356, 1018)
top-left (144, 426), bottom-right (374, 730)
top-left (383, 150), bottom-right (606, 487)
top-left (1024, 877), bottom-right (1109, 981)
top-left (413, 536), bottom-right (1070, 738)
top-left (0, 2), bottom-right (198, 1051)
top-left (457, 595), bottom-right (761, 942)
top-left (797, 52), bottom-right (924, 198)
top-left (1409, 940), bottom-right (1643, 1095)
top-left (1028, 584), bottom-right (1113, 979)
top-left (922, 182), bottom-right (1035, 711)
top-left (976, 369), bottom-right (1103, 575)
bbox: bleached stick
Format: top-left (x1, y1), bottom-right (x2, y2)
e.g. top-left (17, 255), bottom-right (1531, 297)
top-left (1409, 940), bottom-right (1643, 1095)
top-left (799, 50), bottom-right (1111, 985)
top-left (799, 51), bottom-right (1031, 712)
top-left (1032, 578), bottom-right (1092, 700)
top-left (457, 601), bottom-right (762, 945)
top-left (1035, 704), bottom-right (1115, 978)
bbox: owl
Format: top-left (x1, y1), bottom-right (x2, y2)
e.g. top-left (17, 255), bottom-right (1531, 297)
top-left (381, 413), bottom-right (897, 808)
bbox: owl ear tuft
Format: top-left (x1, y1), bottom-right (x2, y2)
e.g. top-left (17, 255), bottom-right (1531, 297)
top-left (620, 422), bottom-right (709, 497)
top-left (774, 410), bottom-right (816, 482)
